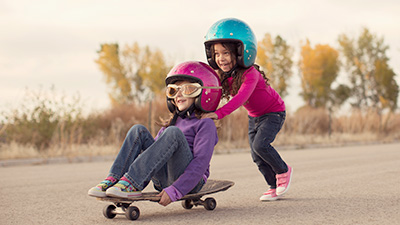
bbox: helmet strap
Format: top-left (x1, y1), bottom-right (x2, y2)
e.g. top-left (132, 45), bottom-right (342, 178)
top-left (223, 64), bottom-right (238, 77)
top-left (221, 64), bottom-right (238, 84)
top-left (170, 103), bottom-right (196, 125)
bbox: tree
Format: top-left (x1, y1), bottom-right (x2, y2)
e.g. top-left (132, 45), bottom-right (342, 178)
top-left (95, 43), bottom-right (132, 106)
top-left (257, 34), bottom-right (293, 98)
top-left (299, 40), bottom-right (350, 136)
top-left (95, 42), bottom-right (172, 106)
top-left (299, 40), bottom-right (346, 108)
top-left (338, 27), bottom-right (399, 111)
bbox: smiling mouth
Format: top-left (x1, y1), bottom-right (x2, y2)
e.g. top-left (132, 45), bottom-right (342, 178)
top-left (219, 63), bottom-right (230, 68)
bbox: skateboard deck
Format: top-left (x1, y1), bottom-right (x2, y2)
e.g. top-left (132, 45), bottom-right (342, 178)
top-left (97, 179), bottom-right (234, 221)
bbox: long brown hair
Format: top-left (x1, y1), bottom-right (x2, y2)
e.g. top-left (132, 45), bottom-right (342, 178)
top-left (211, 42), bottom-right (270, 100)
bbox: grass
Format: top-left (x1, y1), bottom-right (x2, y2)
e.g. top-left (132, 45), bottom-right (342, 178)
top-left (1, 89), bottom-right (399, 160)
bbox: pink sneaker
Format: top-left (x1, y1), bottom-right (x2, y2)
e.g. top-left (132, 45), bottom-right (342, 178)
top-left (276, 165), bottom-right (293, 196)
top-left (259, 189), bottom-right (278, 201)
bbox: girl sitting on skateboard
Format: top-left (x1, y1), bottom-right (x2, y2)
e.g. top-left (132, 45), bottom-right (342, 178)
top-left (88, 61), bottom-right (222, 206)
top-left (202, 18), bottom-right (293, 201)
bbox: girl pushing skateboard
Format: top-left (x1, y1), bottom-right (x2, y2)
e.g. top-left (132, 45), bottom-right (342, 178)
top-left (202, 18), bottom-right (293, 201)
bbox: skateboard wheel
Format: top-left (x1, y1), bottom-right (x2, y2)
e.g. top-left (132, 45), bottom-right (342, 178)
top-left (182, 199), bottom-right (194, 209)
top-left (103, 204), bottom-right (117, 219)
top-left (125, 206), bottom-right (140, 221)
top-left (204, 198), bottom-right (216, 211)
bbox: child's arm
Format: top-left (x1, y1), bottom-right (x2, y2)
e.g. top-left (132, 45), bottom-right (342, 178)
top-left (156, 190), bottom-right (172, 206)
top-left (163, 119), bottom-right (218, 201)
top-left (215, 69), bottom-right (258, 119)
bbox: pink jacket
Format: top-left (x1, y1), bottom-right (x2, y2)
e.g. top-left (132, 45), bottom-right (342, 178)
top-left (215, 66), bottom-right (285, 119)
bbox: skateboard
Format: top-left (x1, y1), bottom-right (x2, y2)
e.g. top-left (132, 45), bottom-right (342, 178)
top-left (97, 179), bottom-right (234, 221)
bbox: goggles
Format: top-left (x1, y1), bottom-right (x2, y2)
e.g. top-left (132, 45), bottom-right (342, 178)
top-left (166, 83), bottom-right (221, 98)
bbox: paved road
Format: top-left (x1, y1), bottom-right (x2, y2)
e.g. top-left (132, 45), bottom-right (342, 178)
top-left (1, 143), bottom-right (399, 224)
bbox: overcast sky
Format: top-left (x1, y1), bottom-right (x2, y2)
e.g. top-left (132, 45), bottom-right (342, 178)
top-left (1, 0), bottom-right (399, 114)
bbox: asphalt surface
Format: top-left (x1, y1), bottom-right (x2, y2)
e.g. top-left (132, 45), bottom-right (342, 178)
top-left (1, 142), bottom-right (399, 224)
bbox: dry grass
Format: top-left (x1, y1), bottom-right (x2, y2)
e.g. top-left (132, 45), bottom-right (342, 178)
top-left (1, 94), bottom-right (400, 161)
top-left (2, 131), bottom-right (395, 160)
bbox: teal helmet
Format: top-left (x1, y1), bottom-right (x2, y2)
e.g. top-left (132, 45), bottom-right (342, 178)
top-left (204, 18), bottom-right (257, 69)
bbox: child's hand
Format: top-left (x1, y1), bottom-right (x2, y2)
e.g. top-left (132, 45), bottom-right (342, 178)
top-left (157, 190), bottom-right (172, 206)
top-left (201, 112), bottom-right (218, 120)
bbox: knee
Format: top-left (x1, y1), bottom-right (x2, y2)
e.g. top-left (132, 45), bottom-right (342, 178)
top-left (127, 124), bottom-right (147, 137)
top-left (250, 150), bottom-right (261, 164)
top-left (252, 139), bottom-right (272, 155)
top-left (163, 126), bottom-right (181, 136)
top-left (160, 126), bottom-right (184, 140)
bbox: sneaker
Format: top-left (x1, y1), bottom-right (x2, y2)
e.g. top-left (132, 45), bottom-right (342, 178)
top-left (260, 189), bottom-right (278, 201)
top-left (276, 165), bottom-right (293, 196)
top-left (106, 178), bottom-right (142, 198)
top-left (88, 176), bottom-right (118, 197)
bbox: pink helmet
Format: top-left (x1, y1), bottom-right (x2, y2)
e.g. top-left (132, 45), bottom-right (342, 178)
top-left (165, 61), bottom-right (222, 113)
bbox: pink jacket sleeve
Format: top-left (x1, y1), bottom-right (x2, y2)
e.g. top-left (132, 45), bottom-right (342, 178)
top-left (215, 70), bottom-right (257, 119)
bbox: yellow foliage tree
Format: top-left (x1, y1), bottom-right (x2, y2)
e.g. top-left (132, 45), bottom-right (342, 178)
top-left (299, 40), bottom-right (342, 108)
top-left (257, 34), bottom-right (293, 98)
top-left (95, 44), bottom-right (132, 106)
top-left (96, 42), bottom-right (172, 106)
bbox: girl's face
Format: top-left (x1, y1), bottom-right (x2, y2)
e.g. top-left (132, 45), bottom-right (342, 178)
top-left (213, 43), bottom-right (236, 72)
top-left (173, 80), bottom-right (195, 111)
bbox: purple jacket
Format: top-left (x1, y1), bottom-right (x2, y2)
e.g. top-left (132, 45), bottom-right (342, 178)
top-left (154, 114), bottom-right (218, 201)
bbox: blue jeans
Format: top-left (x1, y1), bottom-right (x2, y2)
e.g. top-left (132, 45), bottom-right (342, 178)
top-left (108, 124), bottom-right (204, 193)
top-left (248, 111), bottom-right (288, 189)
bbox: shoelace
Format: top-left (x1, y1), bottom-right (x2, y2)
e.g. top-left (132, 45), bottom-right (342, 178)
top-left (114, 180), bottom-right (135, 192)
top-left (98, 178), bottom-right (116, 190)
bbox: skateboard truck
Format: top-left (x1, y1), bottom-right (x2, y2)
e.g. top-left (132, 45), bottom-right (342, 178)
top-left (181, 197), bottom-right (217, 210)
top-left (103, 203), bottom-right (140, 221)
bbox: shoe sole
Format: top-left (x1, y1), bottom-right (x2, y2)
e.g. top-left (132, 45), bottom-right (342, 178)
top-left (276, 167), bottom-right (293, 196)
top-left (106, 187), bottom-right (142, 198)
top-left (260, 196), bottom-right (279, 201)
top-left (88, 189), bottom-right (106, 198)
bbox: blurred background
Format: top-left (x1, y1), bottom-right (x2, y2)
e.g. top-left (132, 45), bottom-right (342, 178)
top-left (1, 0), bottom-right (399, 160)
